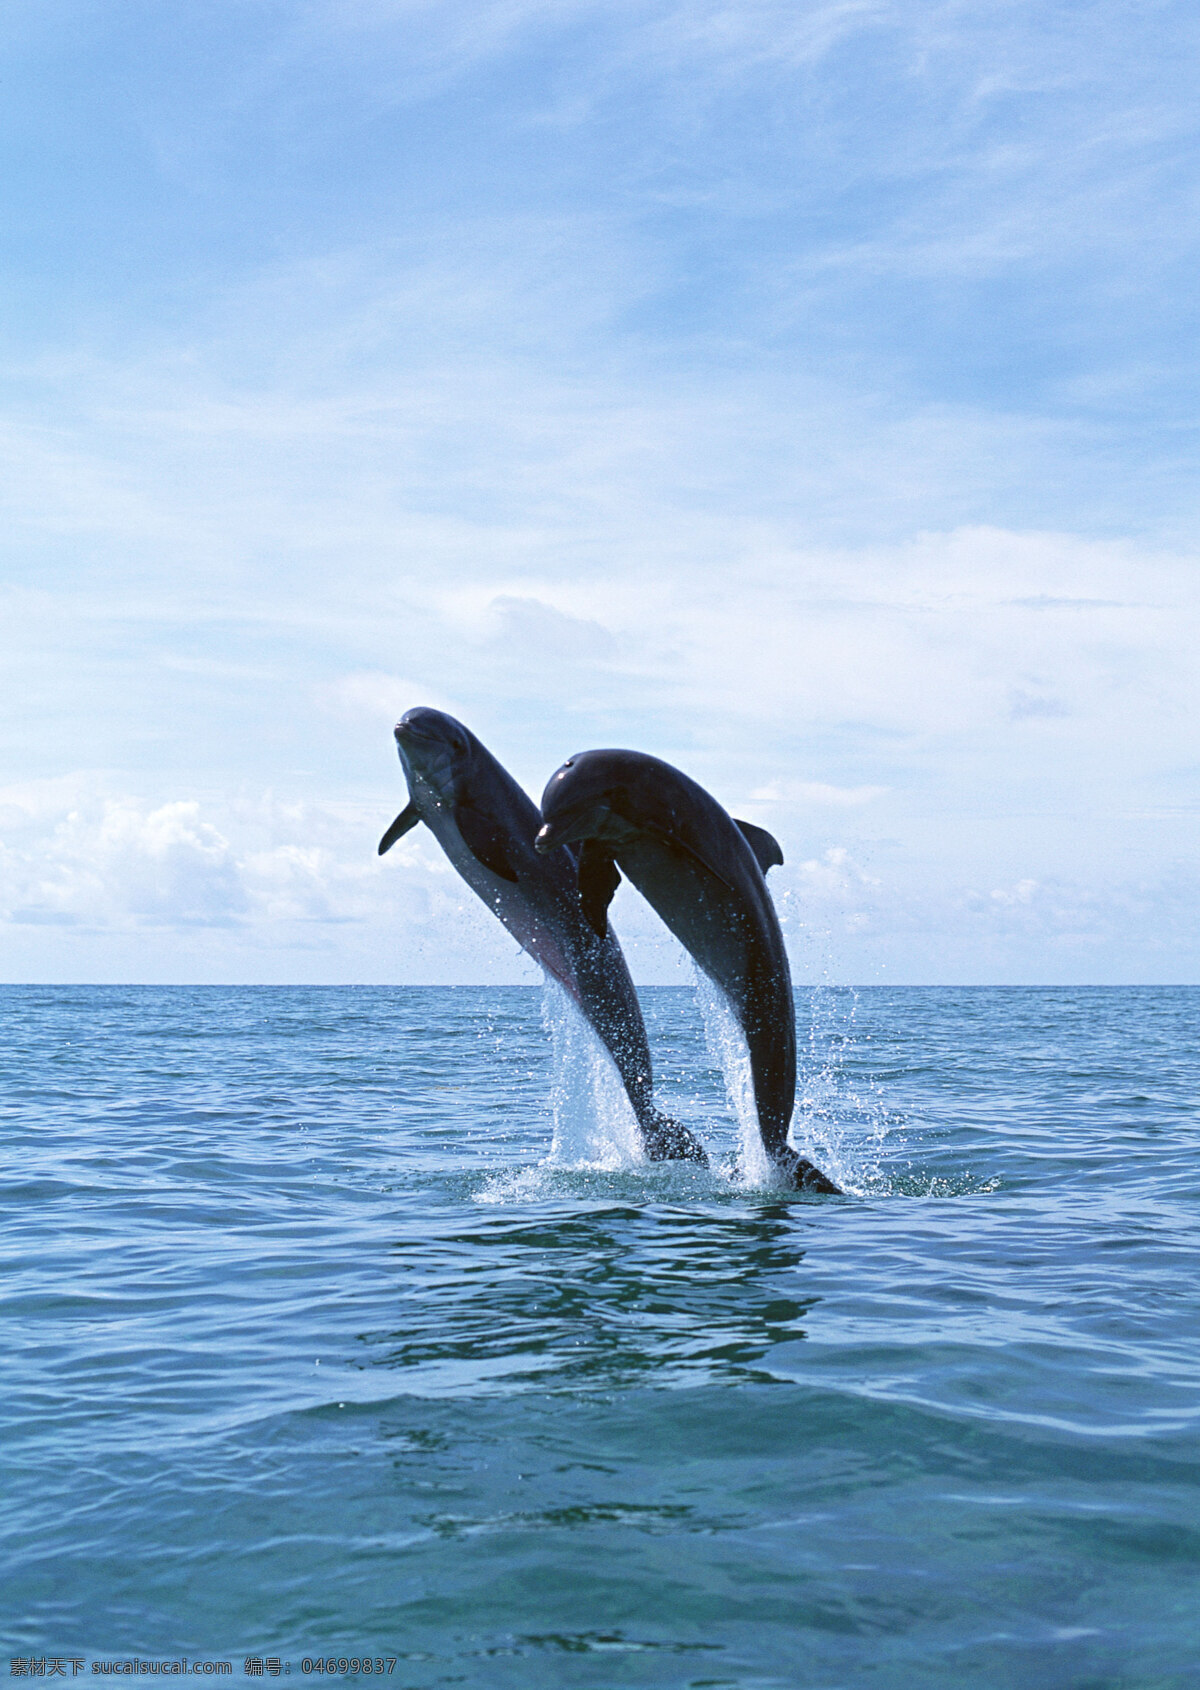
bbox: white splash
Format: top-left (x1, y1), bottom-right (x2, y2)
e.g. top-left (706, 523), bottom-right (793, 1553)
top-left (792, 985), bottom-right (892, 1196)
top-left (473, 1165), bottom-right (556, 1206)
top-left (539, 979), bottom-right (645, 1170)
top-left (692, 969), bottom-right (773, 1186)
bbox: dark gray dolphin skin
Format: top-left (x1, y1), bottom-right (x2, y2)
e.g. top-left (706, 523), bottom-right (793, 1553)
top-left (535, 750), bottom-right (840, 1194)
top-left (379, 709), bottom-right (706, 1165)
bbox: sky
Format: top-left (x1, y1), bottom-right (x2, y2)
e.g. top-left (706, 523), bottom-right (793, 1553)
top-left (2, 0), bottom-right (1199, 984)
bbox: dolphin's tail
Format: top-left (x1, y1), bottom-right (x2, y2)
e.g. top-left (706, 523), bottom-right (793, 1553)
top-left (776, 1148), bottom-right (841, 1194)
top-left (642, 1113), bottom-right (708, 1166)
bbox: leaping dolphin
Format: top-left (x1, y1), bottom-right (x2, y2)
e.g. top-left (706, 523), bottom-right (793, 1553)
top-left (379, 709), bottom-right (706, 1166)
top-left (535, 749), bottom-right (840, 1194)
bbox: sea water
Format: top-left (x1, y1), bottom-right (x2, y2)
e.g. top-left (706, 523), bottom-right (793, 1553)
top-left (1, 984), bottom-right (1197, 1688)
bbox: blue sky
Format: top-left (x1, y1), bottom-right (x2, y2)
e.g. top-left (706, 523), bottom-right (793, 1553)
top-left (2, 0), bottom-right (1199, 983)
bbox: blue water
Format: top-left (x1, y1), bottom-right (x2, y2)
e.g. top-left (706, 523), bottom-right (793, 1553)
top-left (2, 985), bottom-right (1198, 1688)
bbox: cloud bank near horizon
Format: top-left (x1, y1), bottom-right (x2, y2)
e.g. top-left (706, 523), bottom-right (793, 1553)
top-left (3, 767), bottom-right (1196, 985)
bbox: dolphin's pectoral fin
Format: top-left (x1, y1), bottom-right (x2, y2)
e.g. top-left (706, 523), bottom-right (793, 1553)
top-left (578, 840), bottom-right (621, 938)
top-left (455, 801), bottom-right (520, 882)
top-left (644, 827), bottom-right (738, 894)
top-left (378, 801), bottom-right (421, 855)
top-left (733, 819), bottom-right (784, 874)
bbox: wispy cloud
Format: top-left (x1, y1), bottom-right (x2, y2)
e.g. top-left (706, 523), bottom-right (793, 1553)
top-left (751, 783), bottom-right (889, 807)
top-left (3, 0), bottom-right (1199, 979)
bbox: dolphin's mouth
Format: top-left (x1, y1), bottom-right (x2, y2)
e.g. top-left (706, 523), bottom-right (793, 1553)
top-left (537, 804), bottom-right (613, 852)
top-left (536, 818), bottom-right (583, 853)
top-left (393, 718), bottom-right (455, 799)
top-left (394, 718), bottom-right (448, 769)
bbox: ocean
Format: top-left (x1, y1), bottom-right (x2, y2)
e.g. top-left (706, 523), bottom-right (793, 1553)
top-left (1, 983), bottom-right (1197, 1688)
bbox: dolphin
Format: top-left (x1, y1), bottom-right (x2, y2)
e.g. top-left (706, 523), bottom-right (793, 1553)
top-left (535, 749), bottom-right (840, 1194)
top-left (378, 709), bottom-right (706, 1165)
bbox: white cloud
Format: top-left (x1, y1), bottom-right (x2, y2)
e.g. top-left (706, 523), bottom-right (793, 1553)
top-left (0, 776), bottom-right (535, 979)
top-left (751, 781), bottom-right (889, 806)
top-left (3, 775), bottom-right (1198, 985)
top-left (793, 846), bottom-right (881, 906)
top-left (4, 799), bottom-right (246, 929)
top-left (487, 596), bottom-right (618, 663)
top-left (320, 671), bottom-right (459, 724)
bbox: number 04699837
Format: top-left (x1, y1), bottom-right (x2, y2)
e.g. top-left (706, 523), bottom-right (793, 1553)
top-left (300, 1660), bottom-right (397, 1675)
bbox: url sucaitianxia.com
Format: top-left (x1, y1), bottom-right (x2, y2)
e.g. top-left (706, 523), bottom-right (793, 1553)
top-left (10, 1662), bottom-right (398, 1679)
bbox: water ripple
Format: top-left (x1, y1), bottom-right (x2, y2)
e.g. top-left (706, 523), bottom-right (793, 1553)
top-left (1, 985), bottom-right (1198, 1686)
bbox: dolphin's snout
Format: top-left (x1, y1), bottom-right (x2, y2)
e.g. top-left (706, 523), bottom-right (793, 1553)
top-left (534, 823), bottom-right (555, 854)
top-left (395, 709), bottom-right (428, 742)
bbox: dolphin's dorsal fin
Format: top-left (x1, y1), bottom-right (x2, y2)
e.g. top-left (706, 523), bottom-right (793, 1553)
top-left (578, 839), bottom-right (621, 938)
top-left (734, 819), bottom-right (784, 874)
top-left (454, 799), bottom-right (520, 883)
top-left (379, 801), bottom-right (421, 855)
